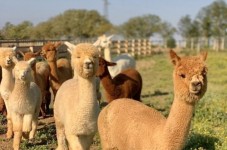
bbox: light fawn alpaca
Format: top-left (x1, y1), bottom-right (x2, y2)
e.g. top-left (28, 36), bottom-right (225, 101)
top-left (98, 50), bottom-right (208, 150)
top-left (8, 58), bottom-right (42, 150)
top-left (0, 47), bottom-right (18, 139)
top-left (54, 43), bottom-right (100, 150)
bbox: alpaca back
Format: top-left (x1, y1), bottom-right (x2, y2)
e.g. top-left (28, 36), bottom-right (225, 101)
top-left (106, 68), bottom-right (142, 102)
top-left (109, 53), bottom-right (136, 77)
top-left (98, 98), bottom-right (165, 149)
top-left (57, 58), bottom-right (72, 82)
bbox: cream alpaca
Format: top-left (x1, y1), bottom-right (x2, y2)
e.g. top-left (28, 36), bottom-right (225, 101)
top-left (0, 47), bottom-right (18, 139)
top-left (93, 34), bottom-right (136, 77)
top-left (54, 43), bottom-right (100, 150)
top-left (98, 50), bottom-right (208, 150)
top-left (19, 50), bottom-right (51, 117)
top-left (8, 58), bottom-right (42, 150)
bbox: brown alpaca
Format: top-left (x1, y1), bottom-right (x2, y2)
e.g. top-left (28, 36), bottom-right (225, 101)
top-left (19, 50), bottom-right (51, 117)
top-left (96, 57), bottom-right (142, 103)
top-left (98, 50), bottom-right (208, 150)
top-left (41, 42), bottom-right (73, 98)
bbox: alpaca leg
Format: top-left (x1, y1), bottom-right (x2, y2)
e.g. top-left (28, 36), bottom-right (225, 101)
top-left (13, 131), bottom-right (22, 150)
top-left (79, 135), bottom-right (94, 150)
top-left (55, 120), bottom-right (68, 150)
top-left (65, 133), bottom-right (82, 150)
top-left (29, 119), bottom-right (38, 140)
top-left (11, 114), bottom-right (23, 150)
top-left (6, 114), bottom-right (13, 139)
top-left (22, 114), bottom-right (32, 132)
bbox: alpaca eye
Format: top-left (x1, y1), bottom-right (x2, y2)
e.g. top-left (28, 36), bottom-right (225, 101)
top-left (179, 74), bottom-right (186, 78)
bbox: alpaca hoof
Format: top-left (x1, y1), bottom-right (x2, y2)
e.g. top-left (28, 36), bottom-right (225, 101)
top-left (6, 132), bottom-right (13, 139)
top-left (28, 138), bottom-right (35, 144)
top-left (22, 132), bottom-right (29, 139)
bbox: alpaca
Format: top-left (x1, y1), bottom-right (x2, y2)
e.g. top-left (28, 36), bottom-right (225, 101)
top-left (0, 66), bottom-right (6, 115)
top-left (8, 58), bottom-right (42, 150)
top-left (19, 50), bottom-right (51, 117)
top-left (96, 57), bottom-right (142, 103)
top-left (93, 34), bottom-right (136, 77)
top-left (41, 42), bottom-right (73, 98)
top-left (98, 50), bottom-right (208, 150)
top-left (64, 41), bottom-right (102, 102)
top-left (0, 47), bottom-right (18, 139)
top-left (54, 43), bottom-right (100, 150)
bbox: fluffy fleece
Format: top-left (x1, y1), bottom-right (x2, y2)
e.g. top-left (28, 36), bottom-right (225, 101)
top-left (8, 58), bottom-right (42, 150)
top-left (98, 50), bottom-right (208, 150)
top-left (94, 34), bottom-right (136, 77)
top-left (54, 43), bottom-right (100, 150)
top-left (96, 57), bottom-right (142, 103)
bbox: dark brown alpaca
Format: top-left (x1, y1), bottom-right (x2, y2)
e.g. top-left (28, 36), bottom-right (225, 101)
top-left (96, 57), bottom-right (142, 103)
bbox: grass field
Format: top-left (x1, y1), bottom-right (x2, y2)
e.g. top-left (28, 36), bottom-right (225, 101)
top-left (0, 50), bottom-right (226, 150)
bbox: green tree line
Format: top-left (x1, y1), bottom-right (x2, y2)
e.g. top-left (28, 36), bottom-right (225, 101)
top-left (1, 0), bottom-right (227, 49)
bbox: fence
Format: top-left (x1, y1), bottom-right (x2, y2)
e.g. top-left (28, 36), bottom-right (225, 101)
top-left (0, 39), bottom-right (165, 59)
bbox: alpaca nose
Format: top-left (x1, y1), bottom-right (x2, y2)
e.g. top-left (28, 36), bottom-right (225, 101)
top-left (7, 59), bottom-right (11, 64)
top-left (84, 59), bottom-right (93, 69)
top-left (192, 81), bottom-right (201, 87)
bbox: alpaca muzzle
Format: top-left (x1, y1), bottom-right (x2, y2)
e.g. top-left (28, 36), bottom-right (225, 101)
top-left (190, 74), bottom-right (204, 94)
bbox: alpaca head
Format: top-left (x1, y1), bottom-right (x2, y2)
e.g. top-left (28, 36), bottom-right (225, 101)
top-left (93, 35), bottom-right (113, 49)
top-left (96, 57), bottom-right (116, 77)
top-left (19, 50), bottom-right (42, 61)
top-left (170, 50), bottom-right (208, 104)
top-left (0, 47), bottom-right (18, 68)
top-left (71, 43), bottom-right (99, 79)
top-left (13, 58), bottom-right (36, 83)
top-left (41, 42), bottom-right (62, 62)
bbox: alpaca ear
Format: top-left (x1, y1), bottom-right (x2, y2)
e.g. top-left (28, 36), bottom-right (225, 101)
top-left (35, 49), bottom-right (42, 56)
top-left (55, 42), bottom-right (62, 48)
top-left (169, 50), bottom-right (181, 65)
top-left (18, 50), bottom-right (25, 57)
top-left (27, 58), bottom-right (36, 67)
top-left (200, 51), bottom-right (208, 61)
top-left (12, 46), bottom-right (17, 51)
top-left (12, 56), bottom-right (19, 64)
top-left (107, 35), bottom-right (114, 41)
top-left (64, 41), bottom-right (76, 51)
top-left (107, 61), bottom-right (117, 66)
top-left (67, 48), bottom-right (72, 55)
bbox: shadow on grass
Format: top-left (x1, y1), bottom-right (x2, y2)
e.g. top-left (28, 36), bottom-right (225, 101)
top-left (184, 132), bottom-right (219, 150)
top-left (141, 90), bottom-right (169, 98)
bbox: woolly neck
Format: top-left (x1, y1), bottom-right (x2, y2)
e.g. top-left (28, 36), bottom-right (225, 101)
top-left (99, 68), bottom-right (119, 100)
top-left (162, 94), bottom-right (195, 149)
top-left (0, 67), bottom-right (14, 98)
top-left (76, 75), bottom-right (99, 129)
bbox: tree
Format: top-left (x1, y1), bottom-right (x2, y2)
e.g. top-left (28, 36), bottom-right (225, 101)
top-left (178, 15), bottom-right (200, 48)
top-left (33, 9), bottom-right (113, 39)
top-left (159, 21), bottom-right (176, 48)
top-left (196, 0), bottom-right (227, 50)
top-left (1, 21), bottom-right (33, 39)
top-left (119, 14), bottom-right (162, 39)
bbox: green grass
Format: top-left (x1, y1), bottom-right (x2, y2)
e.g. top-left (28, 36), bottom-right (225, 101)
top-left (0, 50), bottom-right (226, 149)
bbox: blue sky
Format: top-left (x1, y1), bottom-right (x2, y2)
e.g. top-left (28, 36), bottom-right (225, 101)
top-left (0, 0), bottom-right (217, 29)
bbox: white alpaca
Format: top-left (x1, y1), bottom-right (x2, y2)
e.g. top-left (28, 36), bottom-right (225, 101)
top-left (54, 43), bottom-right (100, 150)
top-left (8, 58), bottom-right (42, 150)
top-left (93, 34), bottom-right (136, 77)
top-left (0, 47), bottom-right (18, 139)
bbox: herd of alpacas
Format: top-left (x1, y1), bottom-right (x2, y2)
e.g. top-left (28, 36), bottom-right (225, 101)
top-left (0, 35), bottom-right (208, 150)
